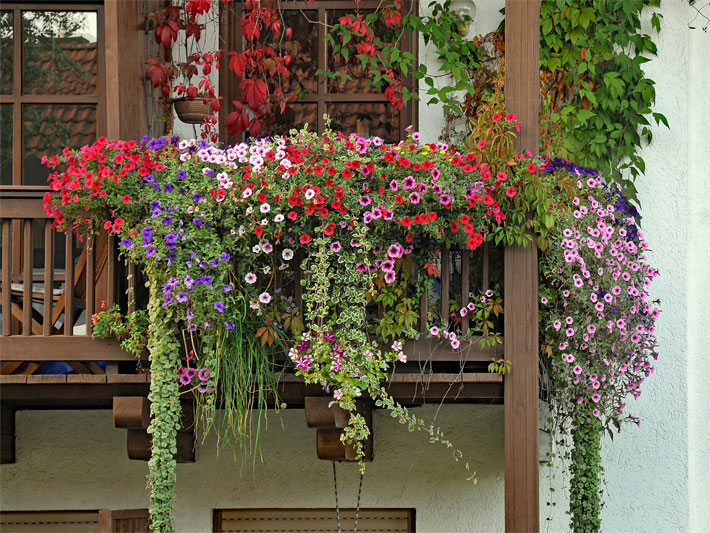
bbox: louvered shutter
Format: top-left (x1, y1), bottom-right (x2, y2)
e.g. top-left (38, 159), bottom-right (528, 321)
top-left (0, 511), bottom-right (98, 532)
top-left (98, 509), bottom-right (150, 532)
top-left (215, 508), bottom-right (413, 532)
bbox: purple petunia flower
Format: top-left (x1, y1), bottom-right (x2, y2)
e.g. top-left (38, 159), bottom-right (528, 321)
top-left (120, 238), bottom-right (133, 249)
top-left (198, 368), bottom-right (211, 381)
top-left (294, 355), bottom-right (313, 372)
top-left (297, 340), bottom-right (310, 353)
top-left (225, 320), bottom-right (235, 330)
top-left (214, 301), bottom-right (225, 312)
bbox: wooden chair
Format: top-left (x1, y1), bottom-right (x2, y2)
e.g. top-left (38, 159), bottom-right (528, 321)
top-left (49, 229), bottom-right (110, 334)
top-left (0, 230), bottom-right (110, 376)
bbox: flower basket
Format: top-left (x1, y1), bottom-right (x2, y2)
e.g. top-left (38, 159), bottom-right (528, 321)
top-left (173, 98), bottom-right (210, 123)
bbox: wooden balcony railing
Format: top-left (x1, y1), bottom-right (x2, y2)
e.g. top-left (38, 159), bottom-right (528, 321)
top-left (0, 192), bottom-right (505, 394)
top-left (0, 190), bottom-right (138, 377)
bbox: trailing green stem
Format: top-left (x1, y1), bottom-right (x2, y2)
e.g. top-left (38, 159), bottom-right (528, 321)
top-left (146, 286), bottom-right (181, 533)
top-left (569, 415), bottom-right (603, 533)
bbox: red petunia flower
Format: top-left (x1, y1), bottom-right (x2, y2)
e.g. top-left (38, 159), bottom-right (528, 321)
top-left (300, 234), bottom-right (311, 244)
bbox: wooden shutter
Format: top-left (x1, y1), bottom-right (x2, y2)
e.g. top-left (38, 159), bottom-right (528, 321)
top-left (98, 509), bottom-right (150, 532)
top-left (215, 508), bottom-right (414, 532)
top-left (0, 511), bottom-right (98, 532)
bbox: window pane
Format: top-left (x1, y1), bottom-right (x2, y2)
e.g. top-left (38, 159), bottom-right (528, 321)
top-left (22, 104), bottom-right (97, 185)
top-left (1, 11), bottom-right (12, 95)
top-left (326, 10), bottom-right (395, 94)
top-left (22, 11), bottom-right (98, 95)
top-left (0, 104), bottom-right (11, 185)
top-left (255, 10), bottom-right (318, 95)
top-left (327, 102), bottom-right (401, 143)
top-left (252, 103), bottom-right (317, 140)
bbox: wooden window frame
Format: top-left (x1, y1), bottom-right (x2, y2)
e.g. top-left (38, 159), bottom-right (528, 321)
top-left (213, 508), bottom-right (416, 533)
top-left (0, 2), bottom-right (106, 188)
top-left (219, 0), bottom-right (418, 144)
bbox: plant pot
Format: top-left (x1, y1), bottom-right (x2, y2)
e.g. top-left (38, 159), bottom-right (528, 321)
top-left (173, 98), bottom-right (210, 124)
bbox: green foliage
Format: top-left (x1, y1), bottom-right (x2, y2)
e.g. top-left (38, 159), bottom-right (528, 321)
top-left (91, 305), bottom-right (149, 358)
top-left (145, 290), bottom-right (181, 533)
top-left (569, 415), bottom-right (603, 532)
top-left (539, 0), bottom-right (668, 202)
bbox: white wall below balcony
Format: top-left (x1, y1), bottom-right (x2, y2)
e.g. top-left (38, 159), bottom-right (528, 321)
top-left (0, 406), bottom-right (571, 532)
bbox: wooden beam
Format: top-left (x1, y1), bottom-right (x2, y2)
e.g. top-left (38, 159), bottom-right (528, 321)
top-left (504, 1), bottom-right (540, 532)
top-left (0, 336), bottom-right (142, 361)
top-left (1, 405), bottom-right (16, 464)
top-left (113, 396), bottom-right (151, 429)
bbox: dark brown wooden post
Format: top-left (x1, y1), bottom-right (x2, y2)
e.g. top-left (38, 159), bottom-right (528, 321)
top-left (504, 1), bottom-right (540, 531)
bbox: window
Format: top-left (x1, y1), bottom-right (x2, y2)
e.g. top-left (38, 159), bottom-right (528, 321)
top-left (0, 3), bottom-right (104, 186)
top-left (0, 511), bottom-right (98, 532)
top-left (214, 508), bottom-right (415, 532)
top-left (220, 1), bottom-right (417, 144)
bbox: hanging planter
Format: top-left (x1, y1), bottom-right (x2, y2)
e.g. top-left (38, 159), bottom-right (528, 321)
top-left (173, 98), bottom-right (210, 124)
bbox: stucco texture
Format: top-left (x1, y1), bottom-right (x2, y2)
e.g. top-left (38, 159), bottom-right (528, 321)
top-left (2, 406), bottom-right (520, 532)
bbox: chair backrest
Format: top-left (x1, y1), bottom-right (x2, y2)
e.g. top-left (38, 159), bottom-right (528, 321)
top-left (51, 230), bottom-right (110, 328)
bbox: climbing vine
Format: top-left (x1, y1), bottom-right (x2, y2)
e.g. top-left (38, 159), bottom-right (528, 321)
top-left (539, 0), bottom-right (668, 203)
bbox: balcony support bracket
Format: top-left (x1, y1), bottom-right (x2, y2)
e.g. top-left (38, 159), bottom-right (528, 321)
top-left (305, 396), bottom-right (373, 462)
top-left (112, 396), bottom-right (196, 463)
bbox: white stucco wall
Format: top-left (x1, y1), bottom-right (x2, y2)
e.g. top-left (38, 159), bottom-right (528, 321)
top-left (599, 2), bottom-right (710, 532)
top-left (0, 406), bottom-right (541, 532)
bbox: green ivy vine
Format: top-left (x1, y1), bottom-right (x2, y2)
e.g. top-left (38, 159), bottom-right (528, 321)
top-left (569, 414), bottom-right (604, 532)
top-left (145, 285), bottom-right (181, 532)
top-left (539, 0), bottom-right (668, 202)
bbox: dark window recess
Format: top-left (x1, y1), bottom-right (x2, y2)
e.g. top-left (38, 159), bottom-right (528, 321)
top-left (221, 1), bottom-right (417, 144)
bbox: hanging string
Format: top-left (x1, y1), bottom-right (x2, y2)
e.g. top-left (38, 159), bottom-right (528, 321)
top-left (333, 461), bottom-right (366, 533)
top-left (353, 469), bottom-right (364, 532)
top-left (333, 461), bottom-right (342, 533)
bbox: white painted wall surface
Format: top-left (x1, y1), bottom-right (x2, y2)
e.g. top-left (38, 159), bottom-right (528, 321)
top-left (1, 407), bottom-right (531, 532)
top-left (600, 2), bottom-right (710, 532)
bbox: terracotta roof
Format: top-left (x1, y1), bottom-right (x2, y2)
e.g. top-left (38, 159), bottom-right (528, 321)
top-left (25, 39), bottom-right (98, 96)
top-left (20, 39), bottom-right (99, 156)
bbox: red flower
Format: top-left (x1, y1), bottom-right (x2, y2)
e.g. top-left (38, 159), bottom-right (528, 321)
top-left (428, 211), bottom-right (438, 221)
top-left (506, 187), bottom-right (517, 198)
top-left (254, 225), bottom-right (263, 236)
top-left (401, 216), bottom-right (412, 227)
top-left (300, 234), bottom-right (311, 244)
top-left (450, 220), bottom-right (459, 233)
top-left (122, 194), bottom-right (131, 204)
top-left (288, 211), bottom-right (298, 220)
top-left (342, 168), bottom-right (352, 179)
top-left (527, 162), bottom-right (537, 174)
